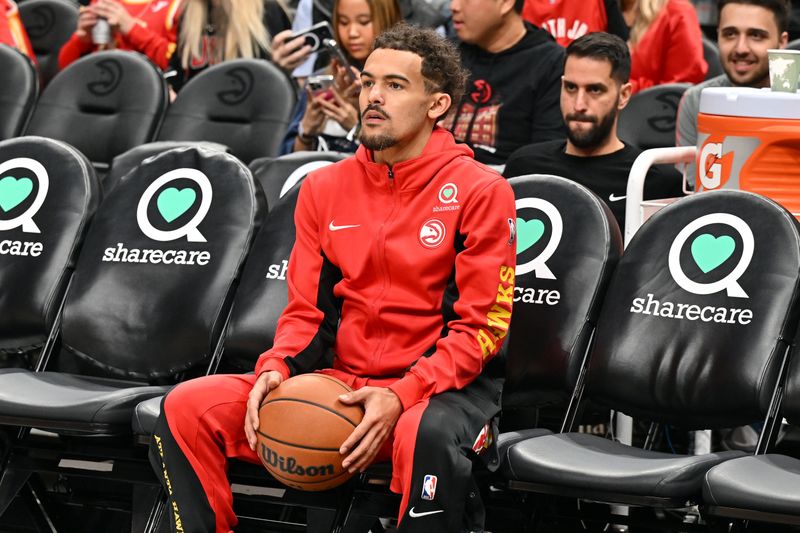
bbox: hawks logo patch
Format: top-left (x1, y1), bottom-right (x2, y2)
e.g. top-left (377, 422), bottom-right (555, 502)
top-left (419, 219), bottom-right (446, 248)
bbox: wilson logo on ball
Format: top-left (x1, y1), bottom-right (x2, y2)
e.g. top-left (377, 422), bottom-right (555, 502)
top-left (260, 445), bottom-right (335, 477)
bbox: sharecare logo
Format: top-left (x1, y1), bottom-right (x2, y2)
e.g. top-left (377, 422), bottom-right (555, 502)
top-left (102, 168), bottom-right (214, 266)
top-left (0, 157), bottom-right (49, 259)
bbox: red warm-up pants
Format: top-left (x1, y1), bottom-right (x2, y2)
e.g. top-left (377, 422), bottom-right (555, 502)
top-left (149, 370), bottom-right (502, 533)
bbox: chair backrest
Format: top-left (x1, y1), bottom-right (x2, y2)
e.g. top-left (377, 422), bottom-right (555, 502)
top-left (0, 136), bottom-right (99, 357)
top-left (249, 151), bottom-right (349, 209)
top-left (25, 50), bottom-right (167, 167)
top-left (58, 147), bottom-right (262, 379)
top-left (586, 190), bottom-right (800, 428)
top-left (222, 153), bottom-right (346, 371)
top-left (702, 36), bottom-right (723, 80)
top-left (502, 175), bottom-right (622, 409)
top-left (104, 141), bottom-right (231, 194)
top-left (0, 45), bottom-right (38, 140)
top-left (18, 0), bottom-right (79, 87)
top-left (157, 59), bottom-right (296, 164)
top-left (618, 83), bottom-right (690, 150)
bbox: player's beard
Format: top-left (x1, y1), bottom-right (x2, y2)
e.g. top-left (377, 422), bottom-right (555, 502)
top-left (360, 132), bottom-right (398, 151)
top-left (565, 98), bottom-right (619, 150)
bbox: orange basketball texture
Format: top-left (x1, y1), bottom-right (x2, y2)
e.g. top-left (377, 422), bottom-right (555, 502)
top-left (257, 373), bottom-right (365, 491)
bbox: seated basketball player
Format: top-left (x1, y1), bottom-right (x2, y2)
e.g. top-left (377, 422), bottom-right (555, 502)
top-left (149, 23), bottom-right (516, 533)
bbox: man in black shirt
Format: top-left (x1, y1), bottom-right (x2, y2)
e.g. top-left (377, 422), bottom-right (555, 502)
top-left (503, 32), bottom-right (682, 229)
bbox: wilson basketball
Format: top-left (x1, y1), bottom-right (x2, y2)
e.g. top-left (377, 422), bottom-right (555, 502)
top-left (257, 373), bottom-right (364, 491)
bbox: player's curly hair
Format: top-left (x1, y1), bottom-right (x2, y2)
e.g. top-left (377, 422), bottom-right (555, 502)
top-left (373, 23), bottom-right (468, 114)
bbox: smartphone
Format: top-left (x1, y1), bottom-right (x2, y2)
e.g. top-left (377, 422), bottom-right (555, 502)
top-left (292, 22), bottom-right (356, 83)
top-left (291, 21), bottom-right (335, 53)
top-left (307, 74), bottom-right (335, 98)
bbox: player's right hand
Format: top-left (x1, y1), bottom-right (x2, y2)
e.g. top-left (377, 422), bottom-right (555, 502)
top-left (75, 7), bottom-right (98, 43)
top-left (245, 371), bottom-right (283, 451)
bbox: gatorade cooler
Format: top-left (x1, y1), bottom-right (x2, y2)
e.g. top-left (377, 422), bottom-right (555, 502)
top-left (696, 87), bottom-right (800, 215)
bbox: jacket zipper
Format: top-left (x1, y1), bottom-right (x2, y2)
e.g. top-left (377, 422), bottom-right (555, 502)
top-left (369, 167), bottom-right (397, 374)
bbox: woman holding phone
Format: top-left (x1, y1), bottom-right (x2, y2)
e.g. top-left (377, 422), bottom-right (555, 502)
top-left (281, 0), bottom-right (402, 154)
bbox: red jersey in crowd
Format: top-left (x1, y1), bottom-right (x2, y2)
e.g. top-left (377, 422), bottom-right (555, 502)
top-left (629, 0), bottom-right (707, 93)
top-left (1, 0), bottom-right (35, 61)
top-left (58, 0), bottom-right (181, 71)
top-left (522, 0), bottom-right (609, 46)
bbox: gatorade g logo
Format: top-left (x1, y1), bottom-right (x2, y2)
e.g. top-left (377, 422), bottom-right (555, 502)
top-left (668, 213), bottom-right (754, 298)
top-left (87, 59), bottom-right (123, 96)
top-left (0, 158), bottom-right (48, 234)
top-left (217, 66), bottom-right (254, 105)
top-left (137, 168), bottom-right (212, 242)
top-left (698, 139), bottom-right (734, 190)
top-left (514, 198), bottom-right (562, 279)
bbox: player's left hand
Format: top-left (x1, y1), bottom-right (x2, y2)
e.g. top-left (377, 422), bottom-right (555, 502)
top-left (338, 387), bottom-right (402, 473)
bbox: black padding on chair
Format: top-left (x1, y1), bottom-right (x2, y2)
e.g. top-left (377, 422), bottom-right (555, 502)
top-left (0, 45), bottom-right (38, 140)
top-left (105, 141), bottom-right (231, 194)
top-left (0, 136), bottom-right (99, 356)
top-left (505, 190), bottom-right (800, 503)
top-left (618, 83), bottom-right (690, 150)
top-left (702, 36), bottom-right (723, 80)
top-left (132, 394), bottom-right (161, 435)
top-left (503, 175), bottom-right (622, 409)
top-left (703, 455), bottom-right (800, 516)
top-left (0, 147), bottom-right (261, 432)
top-left (19, 0), bottom-right (78, 87)
top-left (157, 59), bottom-right (296, 164)
top-left (786, 38), bottom-right (800, 51)
top-left (25, 50), bottom-right (167, 167)
top-left (60, 147), bottom-right (261, 378)
top-left (249, 151), bottom-right (348, 209)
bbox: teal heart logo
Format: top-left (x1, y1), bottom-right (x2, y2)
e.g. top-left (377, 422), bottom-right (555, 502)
top-left (516, 218), bottom-right (545, 254)
top-left (0, 176), bottom-right (33, 212)
top-left (691, 233), bottom-right (735, 273)
top-left (442, 187), bottom-right (454, 199)
top-left (157, 187), bottom-right (197, 223)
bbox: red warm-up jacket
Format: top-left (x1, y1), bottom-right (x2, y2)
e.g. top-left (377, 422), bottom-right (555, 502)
top-left (255, 128), bottom-right (517, 410)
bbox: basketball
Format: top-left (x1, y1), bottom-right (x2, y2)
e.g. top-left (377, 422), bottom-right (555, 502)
top-left (257, 373), bottom-right (364, 491)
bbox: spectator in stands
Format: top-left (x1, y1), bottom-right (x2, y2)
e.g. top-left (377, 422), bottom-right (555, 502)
top-left (58, 0), bottom-right (182, 71)
top-left (522, 0), bottom-right (629, 46)
top-left (1, 0), bottom-right (34, 62)
top-left (622, 0), bottom-right (707, 93)
top-left (167, 0), bottom-right (291, 91)
top-left (282, 0), bottom-right (402, 153)
top-left (677, 0), bottom-right (789, 184)
top-left (504, 32), bottom-right (683, 229)
top-left (443, 0), bottom-right (565, 166)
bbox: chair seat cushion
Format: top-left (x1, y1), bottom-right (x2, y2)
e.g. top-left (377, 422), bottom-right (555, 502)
top-left (497, 428), bottom-right (552, 468)
top-left (503, 432), bottom-right (745, 498)
top-left (132, 394), bottom-right (164, 435)
top-left (0, 368), bottom-right (168, 429)
top-left (703, 454), bottom-right (800, 515)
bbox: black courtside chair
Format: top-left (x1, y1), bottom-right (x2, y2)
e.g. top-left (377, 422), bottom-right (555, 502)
top-left (0, 147), bottom-right (261, 530)
top-left (0, 45), bottom-right (38, 141)
top-left (131, 152), bottom-right (346, 532)
top-left (18, 0), bottom-right (79, 87)
top-left (249, 151), bottom-right (349, 209)
top-left (156, 59), bottom-right (296, 165)
top-left (618, 83), bottom-right (691, 150)
top-left (501, 190), bottom-right (800, 531)
top-left (0, 136), bottom-right (99, 369)
top-left (24, 50), bottom-right (168, 174)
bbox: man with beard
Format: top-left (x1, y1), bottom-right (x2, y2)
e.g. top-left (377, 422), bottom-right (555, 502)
top-left (676, 0), bottom-right (789, 186)
top-left (504, 32), bottom-right (682, 229)
top-left (148, 23), bottom-right (517, 533)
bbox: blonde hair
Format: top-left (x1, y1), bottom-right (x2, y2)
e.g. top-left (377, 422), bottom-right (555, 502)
top-left (627, 0), bottom-right (668, 46)
top-left (179, 0), bottom-right (273, 69)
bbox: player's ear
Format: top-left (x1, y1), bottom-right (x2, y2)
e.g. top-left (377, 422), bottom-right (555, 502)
top-left (429, 92), bottom-right (451, 121)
